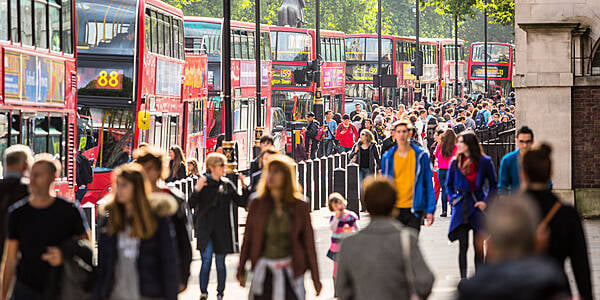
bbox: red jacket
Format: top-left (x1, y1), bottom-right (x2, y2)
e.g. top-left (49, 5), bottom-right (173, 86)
top-left (335, 123), bottom-right (359, 148)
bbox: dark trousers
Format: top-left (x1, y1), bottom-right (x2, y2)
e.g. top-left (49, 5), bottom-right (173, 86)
top-left (306, 140), bottom-right (319, 160)
top-left (395, 208), bottom-right (425, 234)
top-left (456, 224), bottom-right (483, 278)
top-left (11, 281), bottom-right (43, 300)
top-left (437, 169), bottom-right (449, 213)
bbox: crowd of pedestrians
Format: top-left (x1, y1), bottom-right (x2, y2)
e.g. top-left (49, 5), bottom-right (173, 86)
top-left (0, 91), bottom-right (594, 300)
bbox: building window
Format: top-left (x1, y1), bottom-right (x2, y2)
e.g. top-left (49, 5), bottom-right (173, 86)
top-left (592, 41), bottom-right (600, 75)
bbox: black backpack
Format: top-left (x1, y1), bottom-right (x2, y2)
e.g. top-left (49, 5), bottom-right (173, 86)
top-left (76, 154), bottom-right (94, 186)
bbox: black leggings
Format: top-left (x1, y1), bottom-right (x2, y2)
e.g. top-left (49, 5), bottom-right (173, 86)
top-left (456, 224), bottom-right (484, 278)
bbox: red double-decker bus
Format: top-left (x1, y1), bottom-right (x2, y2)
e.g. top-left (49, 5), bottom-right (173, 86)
top-left (184, 17), bottom-right (273, 169)
top-left (437, 38), bottom-right (466, 102)
top-left (76, 0), bottom-right (186, 204)
top-left (0, 0), bottom-right (78, 199)
top-left (269, 27), bottom-right (346, 154)
top-left (467, 42), bottom-right (514, 97)
top-left (182, 54), bottom-right (209, 164)
top-left (345, 34), bottom-right (395, 110)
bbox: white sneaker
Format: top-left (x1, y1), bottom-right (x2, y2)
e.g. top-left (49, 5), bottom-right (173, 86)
top-left (199, 294), bottom-right (208, 300)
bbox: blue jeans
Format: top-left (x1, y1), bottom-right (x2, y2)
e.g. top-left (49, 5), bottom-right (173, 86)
top-left (340, 146), bottom-right (352, 153)
top-left (359, 167), bottom-right (371, 185)
top-left (200, 239), bottom-right (226, 296)
top-left (324, 139), bottom-right (335, 156)
top-left (438, 169), bottom-right (449, 213)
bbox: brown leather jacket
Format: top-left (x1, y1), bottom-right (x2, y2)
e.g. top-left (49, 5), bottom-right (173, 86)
top-left (237, 196), bottom-right (321, 291)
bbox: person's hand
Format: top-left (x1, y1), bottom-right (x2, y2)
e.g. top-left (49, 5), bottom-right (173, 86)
top-left (178, 284), bottom-right (186, 293)
top-left (236, 270), bottom-right (246, 287)
top-left (195, 176), bottom-right (207, 191)
top-left (335, 209), bottom-right (343, 219)
top-left (238, 173), bottom-right (248, 188)
top-left (41, 247), bottom-right (63, 266)
top-left (474, 201), bottom-right (487, 211)
top-left (426, 213), bottom-right (434, 226)
top-left (314, 280), bottom-right (323, 296)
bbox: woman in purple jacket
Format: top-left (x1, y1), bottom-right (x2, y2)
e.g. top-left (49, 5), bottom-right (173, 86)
top-left (446, 131), bottom-right (497, 279)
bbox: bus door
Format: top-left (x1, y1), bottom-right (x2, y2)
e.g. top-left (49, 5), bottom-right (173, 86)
top-left (246, 98), bottom-right (256, 166)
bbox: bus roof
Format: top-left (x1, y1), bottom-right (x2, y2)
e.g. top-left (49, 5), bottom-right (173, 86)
top-left (269, 26), bottom-right (344, 37)
top-left (470, 42), bottom-right (514, 47)
top-left (146, 0), bottom-right (183, 16)
top-left (436, 38), bottom-right (465, 45)
top-left (345, 33), bottom-right (396, 40)
top-left (184, 16), bottom-right (271, 31)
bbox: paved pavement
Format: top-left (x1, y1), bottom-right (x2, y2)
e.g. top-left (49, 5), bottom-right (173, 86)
top-left (179, 202), bottom-right (600, 300)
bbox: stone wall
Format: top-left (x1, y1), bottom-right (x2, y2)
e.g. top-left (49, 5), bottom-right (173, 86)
top-left (572, 87), bottom-right (600, 189)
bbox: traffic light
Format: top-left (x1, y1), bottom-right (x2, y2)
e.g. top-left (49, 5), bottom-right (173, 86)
top-left (415, 50), bottom-right (423, 76)
top-left (293, 60), bottom-right (320, 85)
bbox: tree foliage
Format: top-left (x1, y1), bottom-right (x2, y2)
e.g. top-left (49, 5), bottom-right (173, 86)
top-left (166, 0), bottom-right (514, 47)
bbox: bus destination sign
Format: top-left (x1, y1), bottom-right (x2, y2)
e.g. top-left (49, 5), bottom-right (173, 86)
top-left (470, 65), bottom-right (509, 79)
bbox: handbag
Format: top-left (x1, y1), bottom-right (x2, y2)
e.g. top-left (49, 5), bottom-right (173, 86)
top-left (59, 238), bottom-right (95, 300)
top-left (401, 230), bottom-right (422, 300)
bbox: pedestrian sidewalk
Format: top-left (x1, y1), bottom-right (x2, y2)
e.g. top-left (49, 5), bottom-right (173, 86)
top-left (180, 203), bottom-right (600, 300)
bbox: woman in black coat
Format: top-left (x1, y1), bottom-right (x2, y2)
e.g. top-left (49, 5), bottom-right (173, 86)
top-left (521, 144), bottom-right (592, 300)
top-left (348, 129), bottom-right (381, 184)
top-left (189, 153), bottom-right (248, 300)
top-left (166, 145), bottom-right (187, 182)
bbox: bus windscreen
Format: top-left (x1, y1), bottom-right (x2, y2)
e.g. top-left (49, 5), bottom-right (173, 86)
top-left (472, 44), bottom-right (510, 64)
top-left (271, 31), bottom-right (311, 62)
top-left (76, 0), bottom-right (137, 56)
top-left (345, 37), bottom-right (392, 61)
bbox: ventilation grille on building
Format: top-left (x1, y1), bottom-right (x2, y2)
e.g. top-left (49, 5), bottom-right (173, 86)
top-left (67, 121), bottom-right (76, 189)
top-left (71, 72), bottom-right (78, 90)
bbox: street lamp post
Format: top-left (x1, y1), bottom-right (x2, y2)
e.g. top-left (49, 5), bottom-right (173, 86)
top-left (414, 0), bottom-right (421, 104)
top-left (377, 0), bottom-right (383, 106)
top-left (314, 0), bottom-right (323, 121)
top-left (454, 14), bottom-right (459, 98)
top-left (253, 0), bottom-right (263, 158)
top-left (222, 0), bottom-right (236, 174)
top-left (484, 0), bottom-right (488, 97)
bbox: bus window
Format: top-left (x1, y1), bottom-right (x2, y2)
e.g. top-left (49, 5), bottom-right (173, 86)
top-left (78, 107), bottom-right (134, 169)
top-left (208, 97), bottom-right (223, 139)
top-left (345, 37), bottom-right (365, 61)
top-left (272, 91), bottom-right (313, 121)
top-left (472, 44), bottom-right (510, 63)
top-left (0, 112), bottom-right (8, 166)
top-left (76, 0), bottom-right (137, 55)
top-left (33, 115), bottom-right (49, 155)
top-left (272, 31), bottom-right (311, 62)
top-left (49, 116), bottom-right (66, 176)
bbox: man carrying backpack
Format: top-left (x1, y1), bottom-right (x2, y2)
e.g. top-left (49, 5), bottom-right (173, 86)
top-left (75, 152), bottom-right (94, 205)
top-left (304, 112), bottom-right (321, 159)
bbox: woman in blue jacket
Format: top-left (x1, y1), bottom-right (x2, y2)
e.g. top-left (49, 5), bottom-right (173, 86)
top-left (93, 163), bottom-right (179, 300)
top-left (446, 131), bottom-right (497, 279)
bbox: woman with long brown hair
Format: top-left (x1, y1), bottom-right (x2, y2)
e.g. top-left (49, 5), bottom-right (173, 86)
top-left (237, 155), bottom-right (322, 300)
top-left (93, 163), bottom-right (179, 300)
top-left (435, 129), bottom-right (457, 217)
top-left (446, 131), bottom-right (497, 279)
top-left (167, 145), bottom-right (187, 182)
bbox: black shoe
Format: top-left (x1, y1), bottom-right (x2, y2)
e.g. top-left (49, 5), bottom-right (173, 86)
top-left (440, 212), bottom-right (447, 217)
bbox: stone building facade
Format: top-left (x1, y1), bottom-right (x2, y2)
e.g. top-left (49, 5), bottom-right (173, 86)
top-left (515, 0), bottom-right (600, 217)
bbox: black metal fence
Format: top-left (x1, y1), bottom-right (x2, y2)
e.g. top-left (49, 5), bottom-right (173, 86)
top-left (475, 120), bottom-right (516, 173)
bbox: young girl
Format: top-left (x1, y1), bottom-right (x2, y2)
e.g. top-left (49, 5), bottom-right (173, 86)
top-left (327, 193), bottom-right (359, 279)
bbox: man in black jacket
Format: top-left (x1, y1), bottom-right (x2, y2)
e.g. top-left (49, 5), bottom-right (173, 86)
top-left (0, 145), bottom-right (32, 261)
top-left (304, 112), bottom-right (320, 159)
top-left (134, 147), bottom-right (193, 293)
top-left (249, 135), bottom-right (274, 177)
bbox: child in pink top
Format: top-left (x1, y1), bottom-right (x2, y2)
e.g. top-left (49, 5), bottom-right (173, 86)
top-left (327, 193), bottom-right (359, 279)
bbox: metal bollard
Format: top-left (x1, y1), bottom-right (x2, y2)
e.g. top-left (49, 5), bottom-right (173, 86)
top-left (81, 202), bottom-right (96, 246)
top-left (334, 153), bottom-right (340, 168)
top-left (340, 152), bottom-right (347, 169)
top-left (305, 160), bottom-right (313, 209)
top-left (298, 161), bottom-right (306, 196)
top-left (327, 156), bottom-right (334, 205)
top-left (320, 157), bottom-right (327, 208)
top-left (333, 168), bottom-right (346, 199)
top-left (346, 163), bottom-right (360, 218)
top-left (312, 159), bottom-right (320, 211)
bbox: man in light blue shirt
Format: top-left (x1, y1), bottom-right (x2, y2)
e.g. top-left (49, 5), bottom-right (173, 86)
top-left (323, 110), bottom-right (338, 155)
top-left (498, 126), bottom-right (534, 194)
